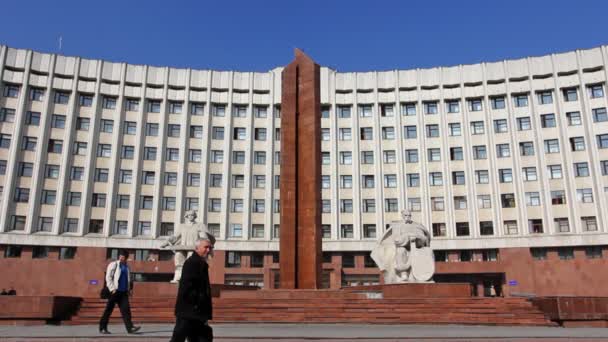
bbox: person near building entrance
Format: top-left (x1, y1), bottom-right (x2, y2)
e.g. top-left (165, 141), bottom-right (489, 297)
top-left (98, 250), bottom-right (140, 334)
top-left (170, 235), bottom-right (215, 342)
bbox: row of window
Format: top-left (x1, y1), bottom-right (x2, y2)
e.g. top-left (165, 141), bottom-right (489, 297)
top-left (2, 84), bottom-right (281, 117)
top-left (11, 211), bottom-right (597, 239)
top-left (322, 113), bottom-right (608, 142)
top-left (3, 245), bottom-right (76, 259)
top-left (323, 85), bottom-right (605, 119)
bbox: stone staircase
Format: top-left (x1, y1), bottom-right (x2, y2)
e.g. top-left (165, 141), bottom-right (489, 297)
top-left (66, 290), bottom-right (555, 326)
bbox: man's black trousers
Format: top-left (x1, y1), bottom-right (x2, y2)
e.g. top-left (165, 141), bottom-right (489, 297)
top-left (98, 291), bottom-right (134, 331)
top-left (170, 317), bottom-right (213, 342)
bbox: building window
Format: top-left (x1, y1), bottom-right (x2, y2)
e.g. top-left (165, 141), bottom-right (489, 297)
top-left (97, 144), bottom-right (111, 157)
top-left (63, 218), bottom-right (78, 233)
top-left (360, 127), bottom-right (373, 140)
top-left (14, 188), bottom-right (29, 203)
top-left (36, 217), bottom-right (53, 232)
top-left (32, 246), bottom-right (51, 259)
top-left (340, 199), bottom-right (353, 213)
top-left (233, 151), bottom-right (246, 164)
top-left (454, 196), bottom-right (467, 210)
top-left (472, 145), bottom-right (487, 159)
top-left (475, 170), bottom-right (489, 184)
top-left (429, 172), bottom-right (443, 186)
top-left (592, 108), bottom-right (607, 122)
top-left (92, 193), bottom-right (106, 207)
top-left (470, 121), bottom-right (484, 135)
top-left (148, 100), bottom-right (161, 113)
top-left (359, 104), bottom-right (373, 117)
top-left (339, 128), bottom-right (351, 141)
top-left (499, 169), bottom-right (512, 183)
top-left (582, 216), bottom-right (598, 232)
top-left (361, 151), bottom-right (374, 164)
top-left (529, 219), bottom-right (544, 234)
top-left (496, 144), bottom-right (510, 158)
top-left (522, 167), bottom-right (537, 181)
top-left (161, 197), bottom-right (176, 211)
top-left (576, 188), bottom-right (593, 203)
top-left (363, 224), bottom-right (376, 239)
top-left (452, 171), bottom-right (465, 185)
top-left (0, 108), bottom-right (15, 123)
top-left (456, 222), bottom-right (470, 236)
top-left (540, 113), bottom-right (556, 128)
top-left (588, 84), bottom-right (605, 98)
top-left (494, 119), bottom-right (508, 133)
top-left (231, 199), bottom-right (243, 213)
top-left (0, 134), bottom-right (10, 148)
top-left (191, 102), bottom-right (204, 115)
top-left (491, 96), bottom-right (505, 109)
top-left (504, 220), bottom-right (518, 235)
top-left (252, 199), bottom-right (265, 213)
top-left (544, 139), bottom-right (560, 153)
top-left (340, 224), bottom-right (354, 239)
top-left (10, 216), bottom-right (26, 231)
top-left (140, 196), bottom-right (154, 209)
top-left (322, 152), bottom-right (330, 165)
top-left (501, 193), bottom-right (516, 208)
top-left (404, 126), bottom-right (417, 139)
top-left (25, 111), bottom-right (41, 126)
top-left (513, 94), bottom-right (528, 107)
top-left (538, 91), bottom-right (553, 104)
top-left (548, 164), bottom-right (562, 179)
top-left (551, 190), bottom-right (566, 205)
top-left (406, 173), bottom-right (420, 187)
top-left (531, 248), bottom-right (547, 260)
top-left (321, 175), bottom-right (330, 189)
top-left (18, 162), bottom-right (33, 176)
top-left (384, 174), bottom-right (397, 188)
top-left (426, 124), bottom-right (439, 138)
top-left (338, 105), bottom-right (351, 118)
top-left (570, 137), bottom-right (585, 151)
top-left (48, 139), bottom-right (63, 153)
top-left (432, 223), bottom-right (447, 237)
top-left (574, 162), bottom-right (590, 177)
top-left (168, 101), bottom-right (182, 114)
top-left (567, 111), bottom-right (582, 126)
top-left (598, 134), bottom-right (608, 149)
top-left (554, 218), bottom-right (570, 233)
top-left (191, 125), bottom-right (204, 138)
top-left (405, 149), bottom-right (418, 163)
top-left (97, 119), bottom-right (112, 133)
top-left (88, 219), bottom-right (104, 234)
top-left (468, 98), bottom-right (482, 112)
top-left (362, 175), bottom-right (375, 188)
top-left (448, 147), bottom-right (463, 161)
top-left (229, 224), bottom-right (243, 239)
top-left (401, 103), bottom-right (416, 116)
top-left (585, 246), bottom-right (602, 259)
top-left (322, 200), bottom-right (331, 213)
top-left (117, 194), bottom-right (129, 209)
top-left (446, 100), bottom-right (460, 113)
top-left (125, 98), bottom-right (139, 112)
top-left (30, 87), bottom-right (45, 101)
top-left (408, 198), bottom-right (421, 212)
top-left (3, 84), bottom-right (20, 98)
top-left (362, 199), bottom-right (375, 213)
top-left (95, 168), bottom-right (109, 182)
top-left (385, 198), bottom-right (398, 212)
top-left (186, 198), bottom-right (199, 211)
top-left (380, 104), bottom-right (394, 117)
top-left (525, 192), bottom-right (541, 206)
top-left (448, 123), bottom-right (461, 136)
top-left (478, 194), bottom-right (491, 209)
top-left (562, 87), bottom-right (578, 102)
top-left (428, 148), bottom-right (441, 162)
top-left (558, 247), bottom-right (574, 260)
top-left (382, 127), bottom-right (395, 140)
top-left (517, 117), bottom-right (531, 131)
top-left (102, 96), bottom-right (116, 109)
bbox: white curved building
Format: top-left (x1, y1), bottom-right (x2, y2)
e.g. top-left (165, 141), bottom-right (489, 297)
top-left (0, 44), bottom-right (607, 296)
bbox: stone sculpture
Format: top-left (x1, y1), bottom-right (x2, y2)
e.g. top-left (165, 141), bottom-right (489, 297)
top-left (370, 210), bottom-right (434, 283)
top-left (161, 210), bottom-right (215, 283)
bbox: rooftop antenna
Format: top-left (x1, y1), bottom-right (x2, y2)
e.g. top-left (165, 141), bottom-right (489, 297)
top-left (58, 35), bottom-right (63, 53)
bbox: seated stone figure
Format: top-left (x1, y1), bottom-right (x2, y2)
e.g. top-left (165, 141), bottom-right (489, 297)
top-left (370, 210), bottom-right (434, 283)
top-left (161, 210), bottom-right (215, 283)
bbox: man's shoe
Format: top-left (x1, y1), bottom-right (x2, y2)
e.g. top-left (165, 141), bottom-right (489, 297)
top-left (99, 328), bottom-right (110, 334)
top-left (128, 326), bottom-right (141, 334)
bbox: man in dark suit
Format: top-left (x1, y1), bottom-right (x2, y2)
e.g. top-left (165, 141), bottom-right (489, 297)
top-left (170, 235), bottom-right (215, 342)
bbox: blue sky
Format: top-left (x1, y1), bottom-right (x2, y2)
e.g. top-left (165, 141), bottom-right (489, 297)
top-left (1, 0), bottom-right (607, 72)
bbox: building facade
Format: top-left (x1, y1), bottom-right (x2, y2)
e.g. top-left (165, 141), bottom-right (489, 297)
top-left (1, 45), bottom-right (608, 297)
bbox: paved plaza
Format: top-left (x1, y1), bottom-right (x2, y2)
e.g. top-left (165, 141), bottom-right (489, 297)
top-left (1, 323), bottom-right (608, 341)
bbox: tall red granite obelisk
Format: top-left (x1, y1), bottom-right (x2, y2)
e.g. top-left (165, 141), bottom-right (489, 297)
top-left (279, 49), bottom-right (322, 289)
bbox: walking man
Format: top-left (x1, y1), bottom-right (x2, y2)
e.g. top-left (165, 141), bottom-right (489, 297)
top-left (99, 250), bottom-right (140, 334)
top-left (171, 235), bottom-right (215, 342)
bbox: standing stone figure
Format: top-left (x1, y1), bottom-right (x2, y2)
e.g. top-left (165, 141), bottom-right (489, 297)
top-left (370, 210), bottom-right (434, 283)
top-left (161, 210), bottom-right (215, 283)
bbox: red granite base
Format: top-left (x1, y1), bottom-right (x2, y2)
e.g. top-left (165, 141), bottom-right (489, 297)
top-left (344, 283), bottom-right (473, 298)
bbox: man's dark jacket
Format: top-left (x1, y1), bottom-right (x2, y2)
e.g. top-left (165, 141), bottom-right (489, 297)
top-left (174, 252), bottom-right (212, 321)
